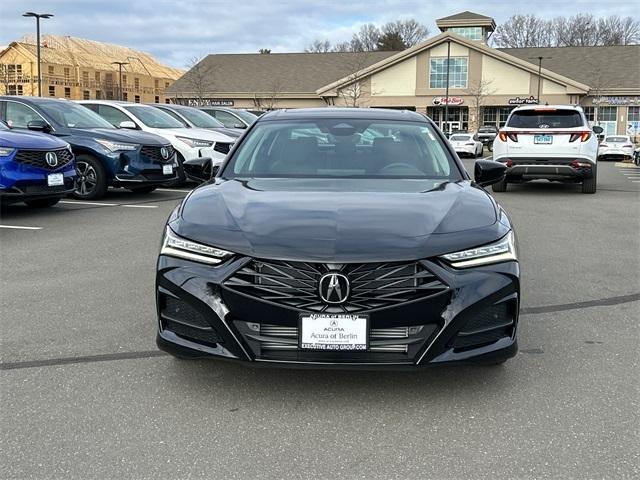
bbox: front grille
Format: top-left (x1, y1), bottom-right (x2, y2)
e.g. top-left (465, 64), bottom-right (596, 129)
top-left (224, 260), bottom-right (448, 313)
top-left (13, 148), bottom-right (73, 171)
top-left (140, 145), bottom-right (175, 163)
top-left (451, 302), bottom-right (514, 350)
top-left (213, 142), bottom-right (231, 155)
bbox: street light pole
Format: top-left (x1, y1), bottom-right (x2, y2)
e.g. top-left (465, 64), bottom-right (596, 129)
top-left (444, 40), bottom-right (451, 135)
top-left (111, 61), bottom-right (129, 101)
top-left (529, 55), bottom-right (552, 104)
top-left (23, 12), bottom-right (54, 97)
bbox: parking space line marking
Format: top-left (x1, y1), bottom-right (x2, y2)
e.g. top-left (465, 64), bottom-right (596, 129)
top-left (59, 200), bottom-right (119, 206)
top-left (0, 225), bottom-right (42, 230)
top-left (121, 204), bottom-right (158, 208)
top-left (156, 188), bottom-right (192, 193)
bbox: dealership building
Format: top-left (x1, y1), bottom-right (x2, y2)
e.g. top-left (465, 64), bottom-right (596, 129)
top-left (167, 11), bottom-right (640, 136)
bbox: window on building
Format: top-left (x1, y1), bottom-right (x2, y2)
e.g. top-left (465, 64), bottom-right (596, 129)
top-left (134, 78), bottom-right (140, 89)
top-left (83, 90), bottom-right (90, 100)
top-left (583, 106), bottom-right (595, 122)
top-left (429, 57), bottom-right (468, 89)
top-left (96, 89), bottom-right (102, 99)
top-left (498, 107), bottom-right (514, 127)
top-left (95, 72), bottom-right (101, 82)
top-left (122, 74), bottom-right (127, 85)
top-left (7, 65), bottom-right (23, 76)
top-left (48, 65), bottom-right (54, 75)
top-left (483, 107), bottom-right (497, 125)
top-left (49, 85), bottom-right (56, 97)
top-left (134, 95), bottom-right (141, 103)
top-left (597, 106), bottom-right (617, 122)
top-left (82, 71), bottom-right (89, 84)
top-left (64, 67), bottom-right (70, 78)
top-left (154, 96), bottom-right (160, 103)
top-left (154, 79), bottom-right (159, 89)
top-left (7, 85), bottom-right (24, 95)
top-left (106, 90), bottom-right (114, 100)
top-left (123, 92), bottom-right (128, 101)
top-left (165, 99), bottom-right (170, 104)
top-left (165, 82), bottom-right (170, 88)
top-left (105, 73), bottom-right (113, 85)
top-left (628, 106), bottom-right (640, 122)
top-left (64, 87), bottom-right (71, 99)
top-left (448, 27), bottom-right (483, 41)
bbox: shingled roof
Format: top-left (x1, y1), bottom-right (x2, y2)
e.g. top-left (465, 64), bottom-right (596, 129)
top-left (501, 45), bottom-right (640, 92)
top-left (166, 51), bottom-right (397, 95)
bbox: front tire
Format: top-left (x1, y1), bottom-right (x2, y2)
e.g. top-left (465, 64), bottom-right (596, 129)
top-left (24, 198), bottom-right (60, 208)
top-left (128, 186), bottom-right (156, 194)
top-left (491, 178), bottom-right (508, 192)
top-left (73, 155), bottom-right (108, 199)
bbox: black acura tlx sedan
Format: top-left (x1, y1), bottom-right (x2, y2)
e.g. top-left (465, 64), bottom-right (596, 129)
top-left (156, 108), bottom-right (520, 368)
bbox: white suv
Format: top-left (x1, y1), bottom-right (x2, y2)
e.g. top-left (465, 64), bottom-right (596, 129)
top-left (492, 105), bottom-right (602, 194)
top-left (77, 101), bottom-right (236, 184)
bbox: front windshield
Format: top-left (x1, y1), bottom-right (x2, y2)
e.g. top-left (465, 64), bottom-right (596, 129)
top-left (222, 119), bottom-right (461, 180)
top-left (177, 108), bottom-right (225, 128)
top-left (39, 101), bottom-right (115, 129)
top-left (124, 106), bottom-right (184, 128)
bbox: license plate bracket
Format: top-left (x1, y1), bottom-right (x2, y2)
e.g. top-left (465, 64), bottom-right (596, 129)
top-left (163, 164), bottom-right (173, 175)
top-left (47, 173), bottom-right (64, 186)
top-left (299, 313), bottom-right (369, 351)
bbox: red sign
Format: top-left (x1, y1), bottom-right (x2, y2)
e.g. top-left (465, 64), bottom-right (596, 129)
top-left (432, 97), bottom-right (464, 106)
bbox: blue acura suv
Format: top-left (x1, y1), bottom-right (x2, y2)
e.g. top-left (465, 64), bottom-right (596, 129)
top-left (0, 97), bottom-right (179, 199)
top-left (0, 119), bottom-right (76, 207)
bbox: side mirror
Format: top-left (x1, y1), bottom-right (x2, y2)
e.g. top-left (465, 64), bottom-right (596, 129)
top-left (592, 125), bottom-right (604, 134)
top-left (474, 160), bottom-right (506, 187)
top-left (233, 123), bottom-right (246, 129)
top-left (27, 119), bottom-right (51, 133)
top-left (182, 157), bottom-right (217, 183)
top-left (119, 120), bottom-right (137, 129)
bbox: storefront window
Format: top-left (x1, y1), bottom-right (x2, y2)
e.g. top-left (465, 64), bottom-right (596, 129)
top-left (483, 107), bottom-right (497, 125)
top-left (628, 106), bottom-right (640, 122)
top-left (498, 107), bottom-right (514, 127)
top-left (429, 57), bottom-right (468, 89)
top-left (597, 106), bottom-right (617, 135)
top-left (448, 27), bottom-right (483, 41)
top-left (583, 106), bottom-right (595, 122)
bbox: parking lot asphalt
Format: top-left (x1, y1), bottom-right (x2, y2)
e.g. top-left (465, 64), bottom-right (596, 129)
top-left (1, 161), bottom-right (639, 479)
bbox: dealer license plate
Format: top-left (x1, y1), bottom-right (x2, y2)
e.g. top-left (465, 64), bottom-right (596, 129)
top-left (162, 164), bottom-right (173, 175)
top-left (300, 314), bottom-right (368, 351)
top-left (47, 173), bottom-right (64, 186)
top-left (534, 135), bottom-right (553, 144)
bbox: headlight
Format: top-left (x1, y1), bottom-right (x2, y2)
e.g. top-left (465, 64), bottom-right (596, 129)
top-left (440, 231), bottom-right (517, 268)
top-left (160, 227), bottom-right (233, 265)
top-left (95, 138), bottom-right (138, 152)
top-left (0, 147), bottom-right (15, 157)
top-left (176, 136), bottom-right (214, 148)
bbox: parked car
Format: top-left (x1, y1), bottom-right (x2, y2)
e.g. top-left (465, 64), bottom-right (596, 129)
top-left (245, 109), bottom-right (266, 117)
top-left (78, 101), bottom-right (235, 183)
top-left (492, 105), bottom-right (602, 194)
top-left (149, 104), bottom-right (242, 139)
top-left (0, 97), bottom-right (178, 199)
top-left (634, 147), bottom-right (640, 166)
top-left (0, 119), bottom-right (76, 207)
top-left (597, 135), bottom-right (635, 162)
top-left (449, 133), bottom-right (483, 158)
top-left (198, 107), bottom-right (258, 129)
top-left (155, 108), bottom-right (519, 368)
top-left (477, 125), bottom-right (498, 151)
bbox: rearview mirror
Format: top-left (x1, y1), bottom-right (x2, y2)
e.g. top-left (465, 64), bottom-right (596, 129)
top-left (474, 160), bottom-right (506, 187)
top-left (182, 157), bottom-right (217, 183)
top-left (27, 119), bottom-right (52, 133)
top-left (119, 120), bottom-right (137, 130)
top-left (592, 125), bottom-right (604, 134)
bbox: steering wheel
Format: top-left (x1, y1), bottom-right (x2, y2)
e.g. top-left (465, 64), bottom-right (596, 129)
top-left (378, 162), bottom-right (424, 175)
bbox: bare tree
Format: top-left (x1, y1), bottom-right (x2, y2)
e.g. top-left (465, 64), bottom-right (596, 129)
top-left (305, 39), bottom-right (332, 53)
top-left (467, 79), bottom-right (495, 131)
top-left (183, 55), bottom-right (209, 106)
top-left (554, 14), bottom-right (599, 46)
top-left (382, 19), bottom-right (430, 47)
top-left (493, 14), bottom-right (555, 47)
top-left (337, 54), bottom-right (378, 107)
top-left (254, 78), bottom-right (284, 110)
top-left (597, 16), bottom-right (640, 45)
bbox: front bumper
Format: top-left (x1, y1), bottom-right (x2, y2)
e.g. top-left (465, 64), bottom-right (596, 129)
top-left (155, 255), bottom-right (520, 368)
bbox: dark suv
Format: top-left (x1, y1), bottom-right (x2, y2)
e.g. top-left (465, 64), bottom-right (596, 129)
top-left (0, 97), bottom-right (179, 199)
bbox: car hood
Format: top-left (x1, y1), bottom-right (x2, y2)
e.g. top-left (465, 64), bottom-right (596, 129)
top-left (0, 130), bottom-right (70, 149)
top-left (61, 128), bottom-right (167, 146)
top-left (173, 178), bottom-right (507, 263)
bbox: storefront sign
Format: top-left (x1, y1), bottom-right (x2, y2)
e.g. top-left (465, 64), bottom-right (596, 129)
top-left (592, 96), bottom-right (640, 105)
top-left (171, 98), bottom-right (235, 107)
top-left (432, 97), bottom-right (464, 106)
top-left (508, 96), bottom-right (538, 105)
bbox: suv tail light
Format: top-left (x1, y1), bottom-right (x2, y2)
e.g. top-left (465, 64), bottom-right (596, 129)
top-left (600, 143), bottom-right (609, 148)
top-left (623, 143), bottom-right (633, 148)
top-left (569, 131), bottom-right (592, 143)
top-left (498, 131), bottom-right (518, 142)
top-left (465, 142), bottom-right (475, 146)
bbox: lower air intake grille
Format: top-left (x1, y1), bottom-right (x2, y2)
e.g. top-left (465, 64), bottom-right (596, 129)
top-left (161, 296), bottom-right (222, 344)
top-left (451, 302), bottom-right (514, 350)
top-left (213, 142), bottom-right (232, 154)
top-left (224, 259), bottom-right (448, 313)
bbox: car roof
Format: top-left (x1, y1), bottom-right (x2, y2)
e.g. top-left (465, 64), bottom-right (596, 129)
top-left (512, 104), bottom-right (584, 112)
top-left (0, 96), bottom-right (72, 106)
top-left (76, 100), bottom-right (151, 107)
top-left (259, 108), bottom-right (427, 122)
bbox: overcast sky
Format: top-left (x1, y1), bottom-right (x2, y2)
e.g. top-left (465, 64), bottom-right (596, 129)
top-left (1, 0), bottom-right (638, 68)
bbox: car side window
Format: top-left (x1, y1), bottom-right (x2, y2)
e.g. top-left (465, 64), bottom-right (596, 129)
top-left (4, 102), bottom-right (44, 128)
top-left (214, 110), bottom-right (241, 128)
top-left (97, 105), bottom-right (132, 127)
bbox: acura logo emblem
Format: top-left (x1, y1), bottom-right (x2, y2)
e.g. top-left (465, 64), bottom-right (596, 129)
top-left (160, 147), bottom-right (169, 160)
top-left (318, 272), bottom-right (350, 304)
top-left (45, 152), bottom-right (58, 167)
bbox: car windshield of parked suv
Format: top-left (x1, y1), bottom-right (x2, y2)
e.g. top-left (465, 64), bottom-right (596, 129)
top-left (223, 119), bottom-right (460, 181)
top-left (176, 107), bottom-right (225, 128)
top-left (450, 134), bottom-right (471, 141)
top-left (507, 109), bottom-right (583, 129)
top-left (604, 136), bottom-right (629, 143)
top-left (124, 106), bottom-right (184, 128)
top-left (233, 109), bottom-right (258, 124)
top-left (39, 101), bottom-right (115, 129)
